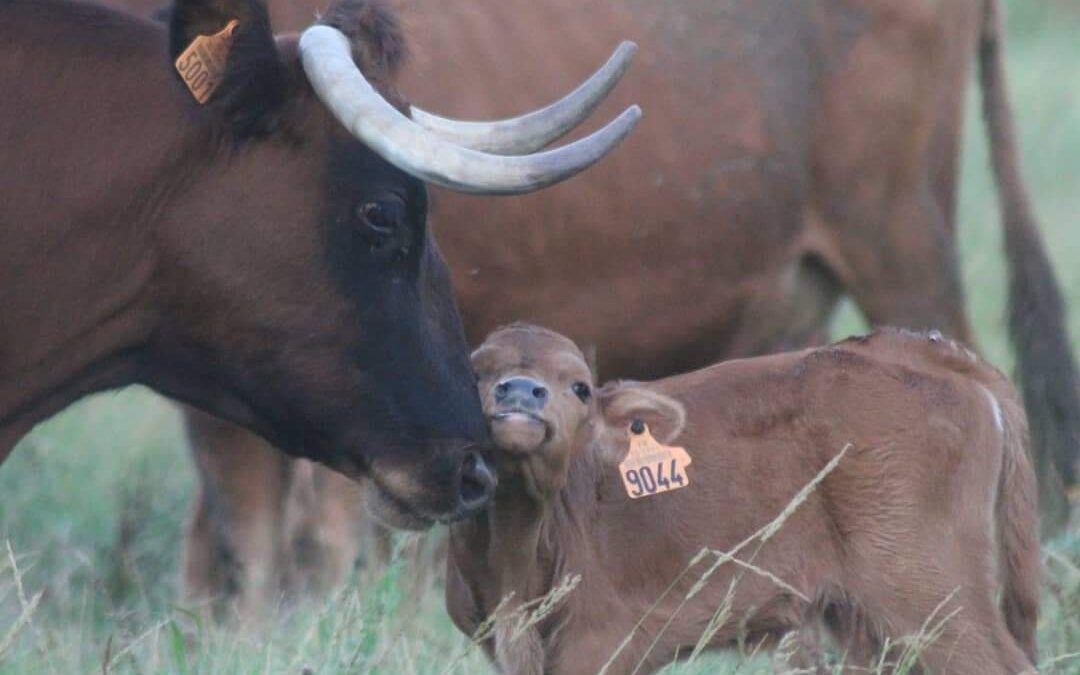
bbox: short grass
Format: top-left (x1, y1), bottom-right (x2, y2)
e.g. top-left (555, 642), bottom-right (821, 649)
top-left (2, 1), bottom-right (1079, 672)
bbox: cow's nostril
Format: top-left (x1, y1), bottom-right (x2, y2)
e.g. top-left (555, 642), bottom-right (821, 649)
top-left (495, 382), bottom-right (510, 399)
top-left (458, 451), bottom-right (496, 516)
top-left (533, 386), bottom-right (548, 400)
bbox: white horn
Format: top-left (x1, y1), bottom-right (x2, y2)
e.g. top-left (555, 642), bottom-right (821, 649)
top-left (299, 26), bottom-right (641, 195)
top-left (409, 41), bottom-right (638, 155)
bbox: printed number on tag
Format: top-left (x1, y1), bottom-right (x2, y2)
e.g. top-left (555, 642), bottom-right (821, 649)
top-left (618, 421), bottom-right (692, 499)
top-left (175, 19), bottom-right (239, 104)
top-left (623, 458), bottom-right (687, 497)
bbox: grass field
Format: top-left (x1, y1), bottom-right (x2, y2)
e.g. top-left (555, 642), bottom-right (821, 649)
top-left (2, 2), bottom-right (1079, 672)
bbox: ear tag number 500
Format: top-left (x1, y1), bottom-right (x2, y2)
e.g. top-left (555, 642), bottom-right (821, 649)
top-left (175, 19), bottom-right (240, 104)
top-left (618, 420), bottom-right (692, 499)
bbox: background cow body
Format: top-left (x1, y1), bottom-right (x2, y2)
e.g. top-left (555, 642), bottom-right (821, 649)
top-left (172, 0), bottom-right (1079, 618)
top-left (451, 325), bottom-right (1040, 675)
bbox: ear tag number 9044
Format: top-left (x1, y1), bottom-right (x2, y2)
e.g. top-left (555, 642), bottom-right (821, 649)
top-left (618, 420), bottom-right (692, 499)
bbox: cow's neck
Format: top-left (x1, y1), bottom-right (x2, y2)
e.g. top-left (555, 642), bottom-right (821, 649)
top-left (0, 6), bottom-right (200, 458)
top-left (0, 206), bottom-right (160, 460)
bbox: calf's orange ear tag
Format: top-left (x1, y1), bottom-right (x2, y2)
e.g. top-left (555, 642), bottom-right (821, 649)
top-left (618, 420), bottom-right (692, 499)
top-left (175, 19), bottom-right (240, 104)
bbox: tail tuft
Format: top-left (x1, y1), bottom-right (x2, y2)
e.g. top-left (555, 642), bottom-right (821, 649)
top-left (979, 0), bottom-right (1080, 531)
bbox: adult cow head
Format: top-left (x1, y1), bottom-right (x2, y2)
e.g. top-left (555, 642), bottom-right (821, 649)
top-left (150, 0), bottom-right (640, 527)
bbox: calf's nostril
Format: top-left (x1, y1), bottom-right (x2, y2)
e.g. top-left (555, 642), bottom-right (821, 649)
top-left (493, 377), bottom-right (550, 411)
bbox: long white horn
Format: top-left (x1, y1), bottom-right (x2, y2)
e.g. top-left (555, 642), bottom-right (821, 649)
top-left (409, 42), bottom-right (638, 155)
top-left (299, 26), bottom-right (641, 195)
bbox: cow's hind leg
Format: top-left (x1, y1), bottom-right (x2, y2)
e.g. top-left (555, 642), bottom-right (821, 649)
top-left (284, 461), bottom-right (375, 596)
top-left (180, 480), bottom-right (225, 621)
top-left (809, 1), bottom-right (975, 347)
top-left (180, 407), bottom-right (293, 625)
top-left (808, 186), bottom-right (973, 347)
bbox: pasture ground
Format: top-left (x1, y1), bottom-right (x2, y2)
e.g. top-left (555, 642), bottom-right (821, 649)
top-left (2, 2), bottom-right (1079, 672)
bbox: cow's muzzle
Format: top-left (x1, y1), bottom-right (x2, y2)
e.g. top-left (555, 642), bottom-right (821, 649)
top-left (364, 444), bottom-right (497, 529)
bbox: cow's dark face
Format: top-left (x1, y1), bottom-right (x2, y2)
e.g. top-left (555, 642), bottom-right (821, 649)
top-left (315, 131), bottom-right (498, 529)
top-left (152, 0), bottom-right (494, 527)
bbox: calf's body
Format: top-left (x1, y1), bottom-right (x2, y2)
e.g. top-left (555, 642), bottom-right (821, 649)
top-left (449, 326), bottom-right (1039, 674)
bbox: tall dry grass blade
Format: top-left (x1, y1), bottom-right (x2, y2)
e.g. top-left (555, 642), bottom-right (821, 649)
top-left (5, 541), bottom-right (28, 610)
top-left (684, 578), bottom-right (738, 665)
top-left (0, 590), bottom-right (42, 661)
top-left (510, 573), bottom-right (581, 640)
top-left (725, 557), bottom-right (809, 602)
top-left (891, 589), bottom-right (961, 673)
top-left (0, 540), bottom-right (44, 664)
top-left (103, 619), bottom-right (170, 671)
top-left (596, 549), bottom-right (712, 675)
top-left (101, 633), bottom-right (113, 675)
top-left (848, 588), bottom-right (961, 674)
top-left (1038, 651), bottom-right (1080, 672)
top-left (437, 592), bottom-right (517, 675)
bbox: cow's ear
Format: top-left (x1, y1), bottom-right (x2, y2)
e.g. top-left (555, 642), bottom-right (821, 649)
top-left (169, 0), bottom-right (290, 138)
top-left (316, 0), bottom-right (410, 111)
top-left (597, 383), bottom-right (686, 445)
top-left (320, 0), bottom-right (407, 77)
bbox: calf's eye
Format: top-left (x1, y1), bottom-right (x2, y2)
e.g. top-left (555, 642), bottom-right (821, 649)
top-left (572, 382), bottom-right (591, 403)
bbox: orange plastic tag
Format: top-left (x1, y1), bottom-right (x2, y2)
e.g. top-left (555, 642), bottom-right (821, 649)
top-left (619, 421), bottom-right (692, 499)
top-left (174, 19), bottom-right (240, 104)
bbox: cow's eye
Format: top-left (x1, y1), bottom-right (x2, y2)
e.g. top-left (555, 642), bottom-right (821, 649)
top-left (572, 382), bottom-right (591, 403)
top-left (356, 199), bottom-right (409, 259)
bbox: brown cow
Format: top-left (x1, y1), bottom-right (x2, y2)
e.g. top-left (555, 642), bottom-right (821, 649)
top-left (448, 323), bottom-right (1040, 675)
top-left (172, 0), bottom-right (1078, 620)
top-left (1, 0), bottom-right (639, 549)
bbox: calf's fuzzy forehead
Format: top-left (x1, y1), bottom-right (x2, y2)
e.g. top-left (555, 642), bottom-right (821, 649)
top-left (472, 324), bottom-right (592, 381)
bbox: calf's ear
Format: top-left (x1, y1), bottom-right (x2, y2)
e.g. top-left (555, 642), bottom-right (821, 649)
top-left (597, 383), bottom-right (686, 445)
top-left (169, 0), bottom-right (290, 137)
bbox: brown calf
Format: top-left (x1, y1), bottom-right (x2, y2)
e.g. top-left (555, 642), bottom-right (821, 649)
top-left (448, 324), bottom-right (1040, 675)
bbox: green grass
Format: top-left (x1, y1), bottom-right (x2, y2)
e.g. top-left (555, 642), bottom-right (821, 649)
top-left (2, 1), bottom-right (1079, 672)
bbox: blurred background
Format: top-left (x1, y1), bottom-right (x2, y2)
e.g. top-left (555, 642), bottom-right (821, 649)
top-left (0, 1), bottom-right (1078, 672)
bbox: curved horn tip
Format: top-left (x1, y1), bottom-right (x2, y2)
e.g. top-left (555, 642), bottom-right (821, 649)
top-left (408, 38), bottom-right (641, 155)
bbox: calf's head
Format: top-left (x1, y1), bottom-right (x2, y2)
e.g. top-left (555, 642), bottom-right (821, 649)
top-left (151, 0), bottom-right (639, 527)
top-left (472, 325), bottom-right (684, 499)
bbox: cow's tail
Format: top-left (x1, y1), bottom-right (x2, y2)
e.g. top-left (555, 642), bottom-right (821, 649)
top-left (979, 0), bottom-right (1080, 529)
top-left (994, 389), bottom-right (1041, 664)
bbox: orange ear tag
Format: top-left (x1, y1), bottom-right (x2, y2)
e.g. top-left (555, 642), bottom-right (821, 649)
top-left (618, 421), bottom-right (692, 499)
top-left (175, 19), bottom-right (240, 104)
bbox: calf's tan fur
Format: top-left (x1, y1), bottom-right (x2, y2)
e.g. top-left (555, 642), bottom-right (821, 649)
top-left (447, 324), bottom-right (1039, 674)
